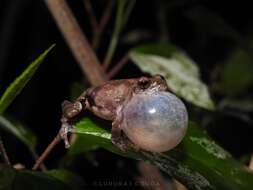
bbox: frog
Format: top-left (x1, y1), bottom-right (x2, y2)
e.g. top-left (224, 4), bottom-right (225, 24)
top-left (60, 74), bottom-right (188, 152)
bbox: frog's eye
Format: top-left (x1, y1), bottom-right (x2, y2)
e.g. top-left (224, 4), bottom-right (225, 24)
top-left (137, 77), bottom-right (151, 89)
top-left (121, 91), bottom-right (188, 152)
top-left (154, 74), bottom-right (166, 81)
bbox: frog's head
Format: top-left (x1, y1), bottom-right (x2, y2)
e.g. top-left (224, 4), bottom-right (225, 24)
top-left (134, 75), bottom-right (169, 94)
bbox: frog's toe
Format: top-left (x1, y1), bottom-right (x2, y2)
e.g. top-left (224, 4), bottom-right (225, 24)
top-left (60, 122), bottom-right (73, 148)
top-left (112, 136), bottom-right (139, 152)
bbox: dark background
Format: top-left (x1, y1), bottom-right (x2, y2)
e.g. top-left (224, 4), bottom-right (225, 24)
top-left (0, 0), bottom-right (253, 188)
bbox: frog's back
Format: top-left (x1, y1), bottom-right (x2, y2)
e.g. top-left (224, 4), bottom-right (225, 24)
top-left (86, 79), bottom-right (134, 120)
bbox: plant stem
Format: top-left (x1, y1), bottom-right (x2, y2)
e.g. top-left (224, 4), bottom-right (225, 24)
top-left (83, 0), bottom-right (98, 36)
top-left (45, 0), bottom-right (106, 86)
top-left (83, 0), bottom-right (114, 51)
top-left (107, 53), bottom-right (129, 79)
top-left (34, 0), bottom-right (108, 170)
top-left (32, 133), bottom-right (61, 170)
top-left (36, 0), bottom-right (133, 172)
top-left (137, 162), bottom-right (168, 190)
top-left (0, 135), bottom-right (11, 165)
top-left (102, 0), bottom-right (126, 70)
top-left (249, 154), bottom-right (253, 170)
top-left (174, 180), bottom-right (187, 190)
top-left (29, 147), bottom-right (47, 171)
top-left (122, 0), bottom-right (136, 28)
top-left (92, 0), bottom-right (114, 50)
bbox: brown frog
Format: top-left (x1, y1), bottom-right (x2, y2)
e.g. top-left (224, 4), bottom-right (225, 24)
top-left (60, 75), bottom-right (188, 152)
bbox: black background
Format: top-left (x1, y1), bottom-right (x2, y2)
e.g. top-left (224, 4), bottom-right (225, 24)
top-left (0, 0), bottom-right (253, 188)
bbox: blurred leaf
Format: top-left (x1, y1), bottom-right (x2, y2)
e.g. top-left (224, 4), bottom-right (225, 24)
top-left (0, 44), bottom-right (55, 114)
top-left (185, 6), bottom-right (242, 43)
top-left (44, 170), bottom-right (85, 190)
top-left (0, 164), bottom-right (16, 190)
top-left (0, 115), bottom-right (36, 149)
top-left (71, 118), bottom-right (253, 190)
top-left (217, 49), bottom-right (253, 96)
top-left (222, 111), bottom-right (253, 124)
top-left (219, 98), bottom-right (253, 112)
top-left (0, 165), bottom-right (85, 190)
top-left (130, 43), bottom-right (215, 110)
top-left (0, 164), bottom-right (68, 190)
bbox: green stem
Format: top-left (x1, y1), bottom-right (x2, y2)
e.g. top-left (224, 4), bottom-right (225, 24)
top-left (102, 0), bottom-right (125, 70)
top-left (122, 0), bottom-right (136, 27)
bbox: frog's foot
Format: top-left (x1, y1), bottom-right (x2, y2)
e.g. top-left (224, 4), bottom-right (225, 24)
top-left (60, 100), bottom-right (83, 148)
top-left (60, 119), bottom-right (74, 148)
top-left (112, 135), bottom-right (139, 152)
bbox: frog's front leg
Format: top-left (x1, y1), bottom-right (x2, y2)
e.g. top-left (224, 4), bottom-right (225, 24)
top-left (111, 116), bottom-right (139, 151)
top-left (60, 100), bottom-right (84, 148)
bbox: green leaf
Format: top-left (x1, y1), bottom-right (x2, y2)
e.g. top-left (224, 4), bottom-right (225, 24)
top-left (68, 119), bottom-right (110, 155)
top-left (0, 165), bottom-right (68, 190)
top-left (44, 170), bottom-right (85, 190)
top-left (0, 115), bottom-right (36, 149)
top-left (185, 6), bottom-right (242, 43)
top-left (0, 44), bottom-right (55, 114)
top-left (217, 49), bottom-right (253, 96)
top-left (0, 164), bottom-right (16, 190)
top-left (71, 118), bottom-right (253, 190)
top-left (130, 43), bottom-right (215, 110)
top-left (0, 165), bottom-right (85, 190)
top-left (218, 98), bottom-right (253, 112)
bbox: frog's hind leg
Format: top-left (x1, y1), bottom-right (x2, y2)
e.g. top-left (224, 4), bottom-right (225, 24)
top-left (111, 117), bottom-right (139, 151)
